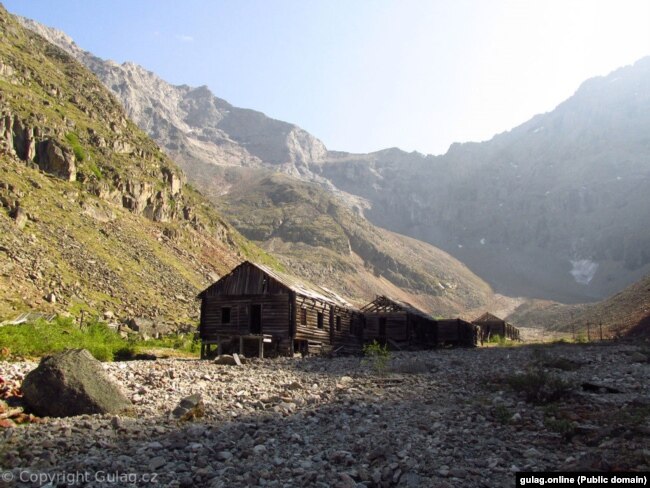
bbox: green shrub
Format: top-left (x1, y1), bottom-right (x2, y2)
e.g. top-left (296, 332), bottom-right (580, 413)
top-left (362, 340), bottom-right (391, 375)
top-left (506, 368), bottom-right (574, 404)
top-left (139, 333), bottom-right (200, 354)
top-left (545, 416), bottom-right (576, 440)
top-left (487, 334), bottom-right (509, 346)
top-left (86, 161), bottom-right (102, 179)
top-left (494, 405), bottom-right (512, 425)
top-left (65, 132), bottom-right (85, 162)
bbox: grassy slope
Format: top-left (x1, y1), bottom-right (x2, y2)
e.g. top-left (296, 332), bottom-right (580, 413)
top-left (0, 6), bottom-right (276, 324)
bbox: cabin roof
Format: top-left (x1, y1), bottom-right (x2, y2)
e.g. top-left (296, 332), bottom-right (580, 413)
top-left (473, 312), bottom-right (507, 323)
top-left (361, 295), bottom-right (434, 321)
top-left (198, 261), bottom-right (356, 309)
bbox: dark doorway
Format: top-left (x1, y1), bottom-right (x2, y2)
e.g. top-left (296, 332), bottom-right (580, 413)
top-left (379, 317), bottom-right (387, 343)
top-left (250, 304), bottom-right (262, 334)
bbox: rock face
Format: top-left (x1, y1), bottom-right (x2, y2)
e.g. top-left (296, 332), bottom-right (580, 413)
top-left (316, 58), bottom-right (650, 303)
top-left (21, 349), bottom-right (132, 417)
top-left (22, 14), bottom-right (650, 303)
top-left (0, 5), bottom-right (252, 325)
top-left (19, 17), bottom-right (328, 178)
top-left (36, 139), bottom-right (76, 181)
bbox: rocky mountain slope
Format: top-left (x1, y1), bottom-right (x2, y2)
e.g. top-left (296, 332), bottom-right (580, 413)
top-left (24, 15), bottom-right (650, 308)
top-left (506, 268), bottom-right (650, 338)
top-left (314, 59), bottom-right (650, 303)
top-left (216, 172), bottom-right (500, 315)
top-left (19, 14), bottom-right (507, 317)
top-left (0, 5), bottom-right (273, 327)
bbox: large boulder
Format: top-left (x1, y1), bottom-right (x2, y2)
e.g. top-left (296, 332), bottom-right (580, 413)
top-left (21, 349), bottom-right (132, 417)
top-left (36, 139), bottom-right (76, 181)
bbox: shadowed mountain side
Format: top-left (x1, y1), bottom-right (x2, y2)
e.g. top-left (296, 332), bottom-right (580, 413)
top-left (213, 172), bottom-right (516, 317)
top-left (315, 58), bottom-right (650, 303)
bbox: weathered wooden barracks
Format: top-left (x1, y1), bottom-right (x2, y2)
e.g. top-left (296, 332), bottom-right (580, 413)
top-left (472, 312), bottom-right (521, 342)
top-left (198, 262), bottom-right (480, 358)
top-left (361, 295), bottom-right (437, 348)
top-left (197, 261), bottom-right (362, 358)
top-left (361, 295), bottom-right (478, 349)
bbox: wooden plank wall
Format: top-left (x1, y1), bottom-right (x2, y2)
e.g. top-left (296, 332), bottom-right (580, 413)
top-left (410, 316), bottom-right (437, 347)
top-left (436, 319), bottom-right (477, 347)
top-left (294, 296), bottom-right (331, 346)
top-left (200, 295), bottom-right (292, 349)
top-left (364, 312), bottom-right (409, 343)
top-left (331, 308), bottom-right (363, 353)
top-left (476, 320), bottom-right (520, 341)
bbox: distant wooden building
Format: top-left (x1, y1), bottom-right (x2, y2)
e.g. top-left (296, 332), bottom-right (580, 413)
top-left (472, 312), bottom-right (520, 342)
top-left (360, 296), bottom-right (479, 349)
top-left (197, 261), bottom-right (362, 358)
top-left (360, 295), bottom-right (438, 349)
top-left (436, 319), bottom-right (479, 347)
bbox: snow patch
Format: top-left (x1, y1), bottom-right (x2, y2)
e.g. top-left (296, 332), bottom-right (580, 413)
top-left (570, 259), bottom-right (598, 285)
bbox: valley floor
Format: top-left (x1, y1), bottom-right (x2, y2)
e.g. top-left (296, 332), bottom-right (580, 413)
top-left (1, 342), bottom-right (649, 487)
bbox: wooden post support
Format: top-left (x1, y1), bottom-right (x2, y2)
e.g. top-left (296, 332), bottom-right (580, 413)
top-left (240, 336), bottom-right (244, 355)
top-left (259, 336), bottom-right (264, 359)
top-left (599, 322), bottom-right (603, 341)
top-left (217, 336), bottom-right (222, 356)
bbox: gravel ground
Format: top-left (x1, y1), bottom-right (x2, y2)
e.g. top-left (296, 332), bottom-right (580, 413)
top-left (1, 341), bottom-right (649, 487)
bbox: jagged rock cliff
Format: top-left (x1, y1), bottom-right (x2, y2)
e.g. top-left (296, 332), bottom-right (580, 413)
top-left (19, 16), bottom-right (328, 179)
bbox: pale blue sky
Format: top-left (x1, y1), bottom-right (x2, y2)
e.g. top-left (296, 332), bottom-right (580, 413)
top-left (4, 0), bottom-right (650, 155)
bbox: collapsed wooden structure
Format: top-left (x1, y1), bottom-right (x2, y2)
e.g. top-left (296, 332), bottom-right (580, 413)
top-left (198, 262), bottom-right (484, 358)
top-left (472, 312), bottom-right (521, 342)
top-left (361, 296), bottom-right (478, 349)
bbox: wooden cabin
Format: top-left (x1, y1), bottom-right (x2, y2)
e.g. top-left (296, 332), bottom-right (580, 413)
top-left (436, 319), bottom-right (479, 347)
top-left (360, 295), bottom-right (438, 349)
top-left (472, 312), bottom-right (520, 342)
top-left (197, 261), bottom-right (362, 358)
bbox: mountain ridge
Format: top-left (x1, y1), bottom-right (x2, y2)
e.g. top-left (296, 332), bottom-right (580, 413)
top-left (21, 13), bottom-right (650, 307)
top-left (16, 14), bottom-right (512, 318)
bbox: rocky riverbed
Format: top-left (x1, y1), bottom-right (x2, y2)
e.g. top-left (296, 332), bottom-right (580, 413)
top-left (1, 341), bottom-right (649, 487)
